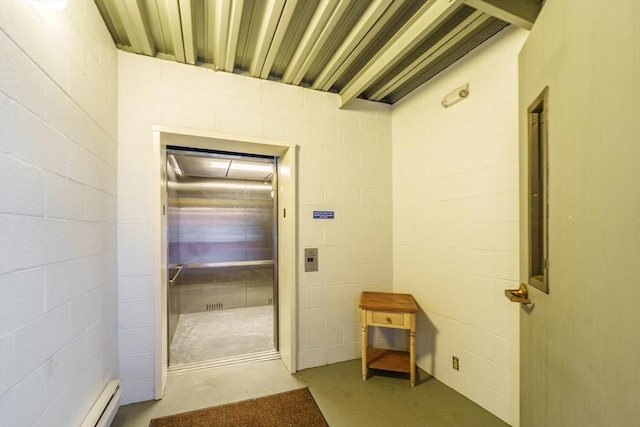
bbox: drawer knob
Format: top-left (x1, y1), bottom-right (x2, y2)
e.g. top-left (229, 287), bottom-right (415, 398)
top-left (386, 316), bottom-right (391, 323)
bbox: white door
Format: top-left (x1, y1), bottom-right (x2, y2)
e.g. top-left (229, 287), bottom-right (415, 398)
top-left (517, 2), bottom-right (640, 425)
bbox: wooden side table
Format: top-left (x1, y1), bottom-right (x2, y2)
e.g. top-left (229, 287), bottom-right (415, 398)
top-left (359, 291), bottom-right (418, 386)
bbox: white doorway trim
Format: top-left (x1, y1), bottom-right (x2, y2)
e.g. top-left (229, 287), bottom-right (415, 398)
top-left (151, 126), bottom-right (298, 399)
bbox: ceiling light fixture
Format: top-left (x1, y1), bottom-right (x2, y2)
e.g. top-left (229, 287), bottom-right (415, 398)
top-left (40, 0), bottom-right (68, 11)
top-left (170, 181), bottom-right (271, 192)
top-left (205, 159), bottom-right (231, 170)
top-left (441, 83), bottom-right (470, 108)
top-left (229, 162), bottom-right (273, 174)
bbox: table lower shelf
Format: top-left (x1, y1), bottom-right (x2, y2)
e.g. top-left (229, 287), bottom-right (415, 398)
top-left (366, 347), bottom-right (411, 374)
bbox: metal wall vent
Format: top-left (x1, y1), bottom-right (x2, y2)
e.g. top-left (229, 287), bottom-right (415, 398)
top-left (206, 303), bottom-right (224, 311)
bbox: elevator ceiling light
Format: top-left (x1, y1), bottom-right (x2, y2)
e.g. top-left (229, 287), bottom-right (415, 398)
top-left (205, 159), bottom-right (231, 171)
top-left (41, 0), bottom-right (68, 11)
top-left (227, 161), bottom-right (274, 181)
top-left (168, 180), bottom-right (272, 192)
top-left (229, 161), bottom-right (273, 173)
top-left (172, 154), bottom-right (229, 179)
top-left (170, 152), bottom-right (275, 181)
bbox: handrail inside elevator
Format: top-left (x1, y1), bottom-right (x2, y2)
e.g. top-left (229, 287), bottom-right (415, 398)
top-left (169, 260), bottom-right (274, 270)
top-left (168, 265), bottom-right (183, 286)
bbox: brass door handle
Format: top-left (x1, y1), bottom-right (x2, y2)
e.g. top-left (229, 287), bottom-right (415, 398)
top-left (504, 283), bottom-right (532, 305)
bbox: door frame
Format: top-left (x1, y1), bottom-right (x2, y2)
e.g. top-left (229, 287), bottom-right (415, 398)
top-left (152, 126), bottom-right (298, 399)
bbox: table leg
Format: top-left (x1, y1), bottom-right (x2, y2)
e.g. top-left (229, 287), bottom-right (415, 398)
top-left (361, 309), bottom-right (368, 380)
top-left (410, 329), bottom-right (416, 387)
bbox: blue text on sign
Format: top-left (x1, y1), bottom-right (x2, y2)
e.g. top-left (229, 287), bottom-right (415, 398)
top-left (313, 210), bottom-right (335, 219)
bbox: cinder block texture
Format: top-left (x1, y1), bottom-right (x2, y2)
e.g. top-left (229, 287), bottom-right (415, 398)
top-left (0, 1), bottom-right (118, 426)
top-left (391, 27), bottom-right (528, 427)
top-left (118, 49), bottom-right (393, 403)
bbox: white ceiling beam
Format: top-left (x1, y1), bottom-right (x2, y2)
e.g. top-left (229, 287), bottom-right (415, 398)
top-left (213, 0), bottom-right (231, 68)
top-left (178, 0), bottom-right (196, 64)
top-left (285, 0), bottom-right (352, 86)
top-left (224, 0), bottom-right (244, 72)
top-left (249, 0), bottom-right (286, 77)
top-left (113, 0), bottom-right (156, 56)
top-left (316, 0), bottom-right (406, 92)
top-left (204, 0), bottom-right (216, 65)
top-left (370, 10), bottom-right (490, 101)
top-left (94, 0), bottom-right (121, 44)
top-left (339, 0), bottom-right (463, 107)
top-left (165, 0), bottom-right (186, 63)
top-left (463, 0), bottom-right (541, 30)
top-left (258, 0), bottom-right (298, 79)
top-left (142, 1), bottom-right (165, 52)
top-left (311, 0), bottom-right (392, 91)
top-left (280, 0), bottom-right (340, 84)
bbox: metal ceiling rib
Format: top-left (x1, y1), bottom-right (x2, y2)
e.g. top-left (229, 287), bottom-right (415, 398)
top-left (94, 0), bottom-right (541, 105)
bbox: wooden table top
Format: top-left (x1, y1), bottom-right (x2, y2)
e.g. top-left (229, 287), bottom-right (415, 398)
top-left (359, 291), bottom-right (417, 313)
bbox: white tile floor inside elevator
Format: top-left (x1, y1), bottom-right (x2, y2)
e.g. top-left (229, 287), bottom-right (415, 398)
top-left (169, 305), bottom-right (275, 367)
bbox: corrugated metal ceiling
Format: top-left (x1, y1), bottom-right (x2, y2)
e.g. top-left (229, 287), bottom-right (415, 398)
top-left (95, 0), bottom-right (541, 105)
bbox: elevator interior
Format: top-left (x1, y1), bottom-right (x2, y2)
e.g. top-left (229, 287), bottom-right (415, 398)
top-left (166, 148), bottom-right (278, 367)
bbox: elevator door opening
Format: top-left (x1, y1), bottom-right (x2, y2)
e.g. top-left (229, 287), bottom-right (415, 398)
top-left (165, 147), bottom-right (278, 369)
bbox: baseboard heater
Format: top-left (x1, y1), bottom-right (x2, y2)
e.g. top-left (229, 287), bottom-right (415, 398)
top-left (80, 379), bottom-right (121, 427)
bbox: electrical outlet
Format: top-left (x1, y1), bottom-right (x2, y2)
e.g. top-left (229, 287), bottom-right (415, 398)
top-left (452, 356), bottom-right (459, 371)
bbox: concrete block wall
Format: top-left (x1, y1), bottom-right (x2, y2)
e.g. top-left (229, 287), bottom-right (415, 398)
top-left (117, 52), bottom-right (393, 403)
top-left (0, 1), bottom-right (118, 426)
top-left (391, 27), bottom-right (528, 426)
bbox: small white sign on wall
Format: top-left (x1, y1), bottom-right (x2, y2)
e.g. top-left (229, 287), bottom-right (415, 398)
top-left (313, 210), bottom-right (334, 219)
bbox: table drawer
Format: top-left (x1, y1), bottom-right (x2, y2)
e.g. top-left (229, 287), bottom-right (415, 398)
top-left (369, 310), bottom-right (406, 327)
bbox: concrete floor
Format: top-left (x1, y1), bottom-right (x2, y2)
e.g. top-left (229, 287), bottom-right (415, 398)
top-left (170, 305), bottom-right (275, 366)
top-left (113, 359), bottom-right (511, 427)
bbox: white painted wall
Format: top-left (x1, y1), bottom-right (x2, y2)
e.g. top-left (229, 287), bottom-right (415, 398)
top-left (0, 1), bottom-right (118, 426)
top-left (117, 52), bottom-right (393, 403)
top-left (0, 3), bottom-right (538, 422)
top-left (391, 27), bottom-right (528, 426)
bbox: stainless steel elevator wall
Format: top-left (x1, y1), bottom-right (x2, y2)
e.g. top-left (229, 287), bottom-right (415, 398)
top-left (167, 173), bottom-right (276, 347)
top-left (168, 176), bottom-right (274, 265)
